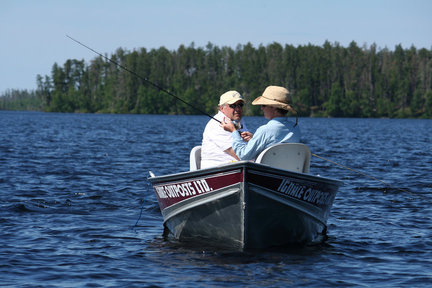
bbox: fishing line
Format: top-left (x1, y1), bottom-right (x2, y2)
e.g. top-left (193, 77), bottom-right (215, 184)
top-left (133, 200), bottom-right (145, 228)
top-left (66, 35), bottom-right (221, 124)
top-left (311, 153), bottom-right (414, 195)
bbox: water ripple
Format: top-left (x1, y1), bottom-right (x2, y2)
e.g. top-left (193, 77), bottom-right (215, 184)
top-left (0, 112), bottom-right (431, 287)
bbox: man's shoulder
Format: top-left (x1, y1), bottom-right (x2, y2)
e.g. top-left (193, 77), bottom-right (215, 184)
top-left (204, 118), bottom-right (219, 129)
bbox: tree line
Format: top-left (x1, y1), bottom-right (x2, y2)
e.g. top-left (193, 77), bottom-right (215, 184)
top-left (1, 41), bottom-right (431, 118)
top-left (0, 89), bottom-right (41, 111)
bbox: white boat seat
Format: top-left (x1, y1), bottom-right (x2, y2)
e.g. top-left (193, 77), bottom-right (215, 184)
top-left (255, 143), bottom-right (311, 173)
top-left (189, 145), bottom-right (202, 171)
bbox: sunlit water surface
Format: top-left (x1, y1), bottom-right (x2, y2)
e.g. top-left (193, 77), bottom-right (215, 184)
top-left (1, 111), bottom-right (431, 287)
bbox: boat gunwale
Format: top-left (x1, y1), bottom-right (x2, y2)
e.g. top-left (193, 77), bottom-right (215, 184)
top-left (148, 161), bottom-right (343, 187)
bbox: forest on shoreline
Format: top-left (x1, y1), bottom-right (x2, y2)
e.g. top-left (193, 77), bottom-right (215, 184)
top-left (1, 41), bottom-right (431, 118)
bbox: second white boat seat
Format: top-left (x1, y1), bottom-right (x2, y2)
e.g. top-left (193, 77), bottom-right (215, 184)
top-left (255, 143), bottom-right (311, 173)
top-left (189, 145), bottom-right (202, 171)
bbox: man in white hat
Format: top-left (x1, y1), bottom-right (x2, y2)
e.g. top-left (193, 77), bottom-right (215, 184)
top-left (221, 86), bottom-right (301, 160)
top-left (200, 90), bottom-right (250, 169)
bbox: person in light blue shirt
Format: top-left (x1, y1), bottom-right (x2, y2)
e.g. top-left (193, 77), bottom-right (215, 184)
top-left (221, 86), bottom-right (301, 161)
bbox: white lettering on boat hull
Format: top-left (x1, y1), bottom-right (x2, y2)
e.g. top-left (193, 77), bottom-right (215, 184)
top-left (277, 178), bottom-right (332, 206)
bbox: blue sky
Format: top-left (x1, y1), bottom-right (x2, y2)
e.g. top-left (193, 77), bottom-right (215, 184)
top-left (1, 0), bottom-right (431, 94)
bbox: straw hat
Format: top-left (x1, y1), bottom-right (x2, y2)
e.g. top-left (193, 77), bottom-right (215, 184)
top-left (218, 90), bottom-right (245, 106)
top-left (252, 86), bottom-right (296, 114)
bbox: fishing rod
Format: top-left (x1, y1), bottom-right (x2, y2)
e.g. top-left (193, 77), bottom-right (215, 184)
top-left (311, 153), bottom-right (415, 196)
top-left (70, 36), bottom-right (410, 193)
top-left (66, 35), bottom-right (221, 124)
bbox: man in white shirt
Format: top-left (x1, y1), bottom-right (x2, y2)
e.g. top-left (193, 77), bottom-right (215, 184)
top-left (200, 90), bottom-right (249, 169)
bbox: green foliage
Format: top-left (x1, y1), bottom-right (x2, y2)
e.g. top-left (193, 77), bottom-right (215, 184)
top-left (1, 42), bottom-right (431, 118)
top-left (424, 91), bottom-right (432, 117)
top-left (0, 89), bottom-right (42, 111)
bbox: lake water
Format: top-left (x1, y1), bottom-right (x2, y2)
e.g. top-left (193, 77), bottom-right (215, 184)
top-left (1, 111), bottom-right (431, 287)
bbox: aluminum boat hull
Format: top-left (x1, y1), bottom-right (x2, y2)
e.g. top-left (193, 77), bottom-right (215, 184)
top-left (148, 161), bottom-right (342, 250)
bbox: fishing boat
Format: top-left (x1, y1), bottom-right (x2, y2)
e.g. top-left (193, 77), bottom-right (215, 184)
top-left (148, 143), bottom-right (342, 250)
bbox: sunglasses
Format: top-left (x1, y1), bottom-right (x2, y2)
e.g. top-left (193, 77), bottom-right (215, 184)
top-left (229, 103), bottom-right (244, 109)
